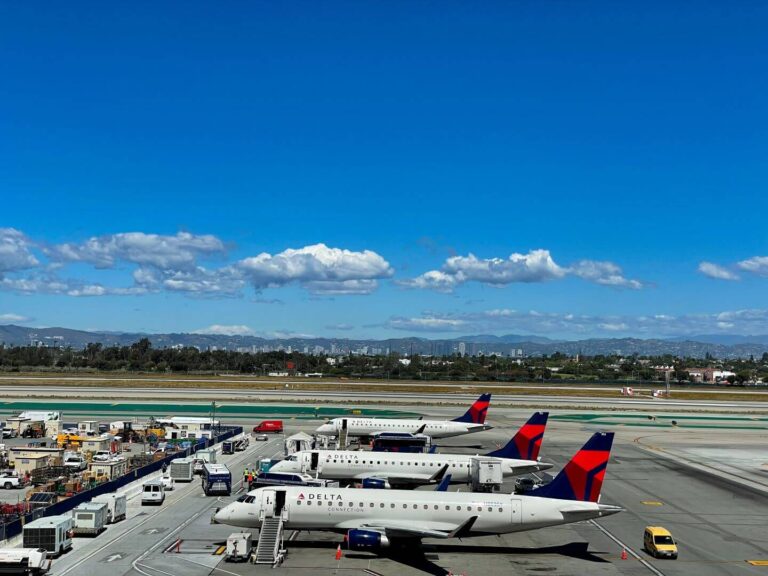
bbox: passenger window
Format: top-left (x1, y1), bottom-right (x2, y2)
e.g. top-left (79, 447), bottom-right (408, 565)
top-left (434, 505), bottom-right (438, 510)
top-left (369, 503), bottom-right (374, 508)
top-left (391, 504), bottom-right (395, 508)
top-left (413, 504), bottom-right (417, 509)
top-left (297, 501), bottom-right (302, 505)
top-left (402, 504), bottom-right (407, 509)
top-left (380, 503), bottom-right (384, 508)
top-left (457, 506), bottom-right (462, 511)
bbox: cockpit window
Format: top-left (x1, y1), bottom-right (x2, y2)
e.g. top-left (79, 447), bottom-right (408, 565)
top-left (236, 495), bottom-right (256, 503)
top-left (286, 455), bottom-right (297, 462)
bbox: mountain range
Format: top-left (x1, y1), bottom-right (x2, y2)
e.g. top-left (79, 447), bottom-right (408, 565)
top-left (2, 324), bottom-right (768, 359)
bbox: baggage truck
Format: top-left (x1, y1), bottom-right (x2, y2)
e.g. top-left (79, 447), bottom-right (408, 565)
top-left (0, 548), bottom-right (51, 575)
top-left (169, 457), bottom-right (194, 482)
top-left (92, 493), bottom-right (127, 523)
top-left (202, 463), bottom-right (231, 496)
top-left (23, 515), bottom-right (73, 557)
top-left (71, 502), bottom-right (108, 536)
top-left (193, 448), bottom-right (217, 474)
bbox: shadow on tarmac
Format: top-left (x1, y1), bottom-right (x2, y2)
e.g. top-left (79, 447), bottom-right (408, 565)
top-left (289, 540), bottom-right (609, 575)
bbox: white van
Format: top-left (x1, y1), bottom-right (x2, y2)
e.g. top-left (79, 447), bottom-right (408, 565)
top-left (141, 480), bottom-right (165, 506)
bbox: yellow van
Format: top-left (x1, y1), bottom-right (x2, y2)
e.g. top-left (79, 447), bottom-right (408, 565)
top-left (643, 526), bottom-right (678, 559)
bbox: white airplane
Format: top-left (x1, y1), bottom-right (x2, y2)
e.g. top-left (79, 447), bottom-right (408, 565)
top-left (271, 412), bottom-right (552, 488)
top-left (315, 393), bottom-right (492, 439)
top-left (214, 432), bottom-right (621, 550)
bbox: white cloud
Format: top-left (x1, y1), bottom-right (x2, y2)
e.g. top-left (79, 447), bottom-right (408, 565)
top-left (385, 308), bottom-right (768, 337)
top-left (326, 323), bottom-right (355, 331)
top-left (46, 231), bottom-right (226, 269)
top-left (134, 266), bottom-right (245, 296)
top-left (0, 313), bottom-right (32, 323)
top-left (569, 260), bottom-right (643, 289)
top-left (0, 228), bottom-right (39, 273)
top-left (444, 250), bottom-right (565, 285)
top-left (737, 256), bottom-right (768, 277)
top-left (396, 270), bottom-right (463, 292)
top-left (193, 324), bottom-right (256, 336)
top-left (236, 244), bottom-right (393, 294)
top-left (698, 261), bottom-right (740, 281)
top-left (400, 249), bottom-right (642, 292)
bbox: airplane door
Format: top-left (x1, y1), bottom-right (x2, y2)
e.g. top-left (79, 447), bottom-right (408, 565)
top-left (342, 419), bottom-right (348, 431)
top-left (262, 489), bottom-right (276, 517)
top-left (510, 499), bottom-right (522, 525)
top-left (310, 451), bottom-right (319, 471)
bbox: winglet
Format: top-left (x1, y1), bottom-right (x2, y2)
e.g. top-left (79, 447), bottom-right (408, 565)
top-left (415, 424), bottom-right (427, 434)
top-left (434, 473), bottom-right (452, 491)
top-left (429, 463), bottom-right (449, 483)
top-left (451, 393), bottom-right (491, 424)
top-left (485, 412), bottom-right (548, 460)
top-left (448, 515), bottom-right (477, 538)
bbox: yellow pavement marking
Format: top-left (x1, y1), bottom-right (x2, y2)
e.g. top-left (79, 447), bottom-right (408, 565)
top-left (747, 560), bottom-right (768, 566)
top-left (641, 500), bottom-right (663, 506)
top-left (214, 545), bottom-right (226, 556)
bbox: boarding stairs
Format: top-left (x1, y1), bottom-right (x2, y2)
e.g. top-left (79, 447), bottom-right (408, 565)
top-left (255, 516), bottom-right (284, 565)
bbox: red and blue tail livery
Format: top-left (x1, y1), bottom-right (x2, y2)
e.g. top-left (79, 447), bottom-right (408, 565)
top-left (486, 412), bottom-right (549, 460)
top-left (451, 393), bottom-right (491, 424)
top-left (532, 432), bottom-right (614, 502)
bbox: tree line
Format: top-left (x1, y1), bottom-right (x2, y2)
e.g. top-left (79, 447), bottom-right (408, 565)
top-left (1, 339), bottom-right (767, 383)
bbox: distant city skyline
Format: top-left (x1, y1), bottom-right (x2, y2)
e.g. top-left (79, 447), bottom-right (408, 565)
top-left (2, 3), bottom-right (767, 339)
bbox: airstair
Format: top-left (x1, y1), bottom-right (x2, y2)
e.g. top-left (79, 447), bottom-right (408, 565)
top-left (337, 428), bottom-right (348, 449)
top-left (255, 516), bottom-right (284, 565)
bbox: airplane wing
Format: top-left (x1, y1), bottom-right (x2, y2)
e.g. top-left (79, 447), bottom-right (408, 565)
top-left (336, 516), bottom-right (477, 540)
top-left (354, 464), bottom-right (449, 487)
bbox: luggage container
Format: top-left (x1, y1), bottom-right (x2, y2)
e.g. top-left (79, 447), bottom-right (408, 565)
top-left (225, 532), bottom-right (252, 562)
top-left (202, 463), bottom-right (231, 496)
top-left (71, 502), bottom-right (108, 536)
top-left (0, 548), bottom-right (51, 575)
top-left (169, 457), bottom-right (194, 482)
top-left (469, 457), bottom-right (503, 492)
top-left (23, 515), bottom-right (73, 557)
top-left (92, 493), bottom-right (127, 523)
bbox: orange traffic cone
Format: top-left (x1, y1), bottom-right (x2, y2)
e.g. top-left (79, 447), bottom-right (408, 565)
top-left (335, 544), bottom-right (343, 560)
top-left (621, 548), bottom-right (628, 560)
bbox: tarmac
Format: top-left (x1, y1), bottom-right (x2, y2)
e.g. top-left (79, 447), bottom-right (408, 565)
top-left (3, 401), bottom-right (768, 576)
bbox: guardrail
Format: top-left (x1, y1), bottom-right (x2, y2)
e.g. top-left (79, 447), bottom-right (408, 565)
top-left (0, 425), bottom-right (243, 542)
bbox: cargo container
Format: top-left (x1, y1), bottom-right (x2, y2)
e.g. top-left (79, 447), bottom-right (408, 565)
top-left (71, 502), bottom-right (108, 536)
top-left (253, 420), bottom-right (283, 434)
top-left (225, 532), bottom-right (252, 562)
top-left (202, 463), bottom-right (231, 496)
top-left (169, 457), bottom-right (194, 482)
top-left (23, 515), bottom-right (73, 557)
top-left (0, 548), bottom-right (50, 575)
top-left (92, 493), bottom-right (127, 523)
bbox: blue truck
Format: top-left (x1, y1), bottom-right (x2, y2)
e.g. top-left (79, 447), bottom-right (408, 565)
top-left (202, 463), bottom-right (232, 496)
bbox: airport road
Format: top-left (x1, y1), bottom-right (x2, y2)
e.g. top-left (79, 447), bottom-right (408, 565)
top-left (49, 436), bottom-right (286, 576)
top-left (1, 385), bottom-right (768, 413)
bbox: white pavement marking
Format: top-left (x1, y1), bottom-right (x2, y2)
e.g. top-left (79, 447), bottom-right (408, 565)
top-left (589, 519), bottom-right (666, 576)
top-left (176, 555), bottom-right (243, 576)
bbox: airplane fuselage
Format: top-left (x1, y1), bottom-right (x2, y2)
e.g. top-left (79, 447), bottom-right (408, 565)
top-left (316, 418), bottom-right (491, 439)
top-left (270, 449), bottom-right (548, 483)
top-left (215, 486), bottom-right (620, 536)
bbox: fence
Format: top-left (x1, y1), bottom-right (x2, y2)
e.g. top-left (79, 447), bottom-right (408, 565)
top-left (0, 425), bottom-right (243, 542)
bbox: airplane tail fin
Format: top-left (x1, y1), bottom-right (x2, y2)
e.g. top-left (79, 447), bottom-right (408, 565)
top-left (532, 432), bottom-right (614, 502)
top-left (434, 474), bottom-right (452, 491)
top-left (451, 393), bottom-right (491, 424)
top-left (485, 412), bottom-right (548, 460)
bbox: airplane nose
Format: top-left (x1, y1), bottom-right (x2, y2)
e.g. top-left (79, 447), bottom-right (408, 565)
top-left (214, 506), bottom-right (230, 524)
top-left (315, 424), bottom-right (332, 433)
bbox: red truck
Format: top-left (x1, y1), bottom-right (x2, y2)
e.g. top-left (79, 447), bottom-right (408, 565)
top-left (253, 420), bottom-right (283, 434)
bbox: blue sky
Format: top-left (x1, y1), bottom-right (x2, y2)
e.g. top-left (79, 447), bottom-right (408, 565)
top-left (2, 2), bottom-right (767, 339)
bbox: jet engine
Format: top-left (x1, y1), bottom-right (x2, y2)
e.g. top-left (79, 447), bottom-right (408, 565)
top-left (346, 529), bottom-right (390, 551)
top-left (361, 478), bottom-right (391, 489)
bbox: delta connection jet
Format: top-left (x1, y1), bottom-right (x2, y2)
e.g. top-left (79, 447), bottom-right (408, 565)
top-left (315, 393), bottom-right (492, 439)
top-left (272, 412), bottom-right (552, 488)
top-left (214, 432), bottom-right (622, 551)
